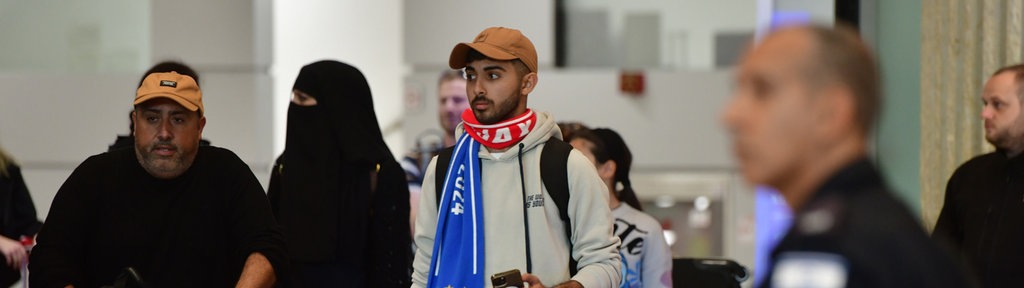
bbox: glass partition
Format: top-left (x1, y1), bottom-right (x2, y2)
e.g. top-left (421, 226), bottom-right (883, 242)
top-left (560, 0), bottom-right (757, 70)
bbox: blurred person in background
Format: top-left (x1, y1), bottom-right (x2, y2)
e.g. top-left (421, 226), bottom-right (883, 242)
top-left (402, 69), bottom-right (470, 237)
top-left (566, 127), bottom-right (672, 288)
top-left (0, 145), bottom-right (43, 287)
top-left (721, 24), bottom-right (971, 287)
top-left (268, 60), bottom-right (410, 287)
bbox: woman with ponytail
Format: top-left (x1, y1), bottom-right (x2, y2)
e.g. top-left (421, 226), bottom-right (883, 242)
top-left (566, 127), bottom-right (673, 288)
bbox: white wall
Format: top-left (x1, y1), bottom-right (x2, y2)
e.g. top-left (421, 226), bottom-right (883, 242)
top-left (0, 0), bottom-right (151, 218)
top-left (0, 75), bottom-right (133, 217)
top-left (272, 0), bottom-right (405, 158)
top-left (151, 0), bottom-right (266, 71)
top-left (567, 0), bottom-right (757, 69)
top-left (402, 0), bottom-right (757, 70)
top-left (403, 0), bottom-right (554, 70)
top-left (0, 0), bottom-right (150, 73)
top-left (531, 70), bottom-right (735, 168)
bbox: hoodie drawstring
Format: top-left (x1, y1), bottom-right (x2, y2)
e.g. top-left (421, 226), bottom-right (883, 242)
top-left (518, 142), bottom-right (533, 273)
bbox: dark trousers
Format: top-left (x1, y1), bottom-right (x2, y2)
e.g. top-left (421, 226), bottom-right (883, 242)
top-left (0, 265), bottom-right (18, 288)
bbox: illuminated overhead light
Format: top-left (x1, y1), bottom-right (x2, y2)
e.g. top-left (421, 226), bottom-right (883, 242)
top-left (655, 195), bottom-right (675, 208)
top-left (695, 196), bottom-right (710, 211)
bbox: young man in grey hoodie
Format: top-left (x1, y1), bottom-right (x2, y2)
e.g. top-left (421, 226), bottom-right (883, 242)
top-left (411, 27), bottom-right (621, 288)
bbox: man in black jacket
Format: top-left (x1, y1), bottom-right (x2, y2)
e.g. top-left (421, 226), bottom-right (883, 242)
top-left (722, 24), bottom-right (971, 287)
top-left (30, 63), bottom-right (285, 288)
top-left (933, 64), bottom-right (1024, 287)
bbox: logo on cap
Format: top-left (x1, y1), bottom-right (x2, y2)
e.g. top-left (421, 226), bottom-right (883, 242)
top-left (160, 80), bottom-right (177, 88)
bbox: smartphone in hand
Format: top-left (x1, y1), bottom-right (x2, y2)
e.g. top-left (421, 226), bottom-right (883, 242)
top-left (491, 269), bottom-right (524, 288)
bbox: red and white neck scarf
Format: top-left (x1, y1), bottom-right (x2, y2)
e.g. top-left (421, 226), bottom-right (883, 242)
top-left (461, 109), bottom-right (537, 150)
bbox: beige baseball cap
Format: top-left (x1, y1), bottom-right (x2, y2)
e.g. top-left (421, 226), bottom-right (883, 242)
top-left (134, 72), bottom-right (203, 113)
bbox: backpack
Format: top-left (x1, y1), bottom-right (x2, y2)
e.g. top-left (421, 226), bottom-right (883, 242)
top-left (434, 138), bottom-right (578, 276)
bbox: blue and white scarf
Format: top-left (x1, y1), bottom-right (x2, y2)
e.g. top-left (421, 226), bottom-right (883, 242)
top-left (427, 133), bottom-right (485, 288)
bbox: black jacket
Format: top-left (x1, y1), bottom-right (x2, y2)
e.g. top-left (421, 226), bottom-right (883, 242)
top-left (762, 159), bottom-right (971, 288)
top-left (934, 151), bottom-right (1024, 287)
top-left (0, 164), bottom-right (43, 242)
top-left (0, 164), bottom-right (43, 286)
top-left (29, 147), bottom-right (287, 288)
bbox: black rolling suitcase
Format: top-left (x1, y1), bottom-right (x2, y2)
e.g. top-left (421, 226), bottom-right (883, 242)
top-left (672, 258), bottom-right (749, 288)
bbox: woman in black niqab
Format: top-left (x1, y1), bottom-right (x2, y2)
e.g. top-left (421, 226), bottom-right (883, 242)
top-left (268, 60), bottom-right (411, 287)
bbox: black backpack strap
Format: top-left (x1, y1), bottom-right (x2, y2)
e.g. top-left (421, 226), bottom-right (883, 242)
top-left (434, 146), bottom-right (456, 208)
top-left (434, 139), bottom-right (577, 276)
top-left (540, 138), bottom-right (576, 276)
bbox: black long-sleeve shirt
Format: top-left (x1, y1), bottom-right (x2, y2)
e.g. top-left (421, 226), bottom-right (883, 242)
top-left (0, 163), bottom-right (44, 286)
top-left (0, 164), bottom-right (43, 241)
top-left (934, 151), bottom-right (1024, 287)
top-left (30, 146), bottom-right (287, 288)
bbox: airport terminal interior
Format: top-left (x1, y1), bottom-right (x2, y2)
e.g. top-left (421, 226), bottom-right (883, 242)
top-left (0, 0), bottom-right (1013, 287)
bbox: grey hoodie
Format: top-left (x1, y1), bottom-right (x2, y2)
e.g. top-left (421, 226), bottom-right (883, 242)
top-left (412, 111), bottom-right (622, 287)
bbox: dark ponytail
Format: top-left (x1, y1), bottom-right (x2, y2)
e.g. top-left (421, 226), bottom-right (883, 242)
top-left (592, 128), bottom-right (643, 211)
top-left (616, 178), bottom-right (642, 211)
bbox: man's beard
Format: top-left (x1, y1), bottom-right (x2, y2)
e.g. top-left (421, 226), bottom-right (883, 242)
top-left (136, 141), bottom-right (194, 179)
top-left (987, 125), bottom-right (1024, 156)
top-left (472, 94), bottom-right (519, 125)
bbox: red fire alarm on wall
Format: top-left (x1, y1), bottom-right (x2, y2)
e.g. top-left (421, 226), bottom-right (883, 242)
top-left (619, 71), bottom-right (645, 96)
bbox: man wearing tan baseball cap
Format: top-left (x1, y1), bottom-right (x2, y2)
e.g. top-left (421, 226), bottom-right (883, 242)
top-left (134, 71), bottom-right (204, 115)
top-left (31, 61), bottom-right (286, 288)
top-left (412, 27), bottom-right (622, 288)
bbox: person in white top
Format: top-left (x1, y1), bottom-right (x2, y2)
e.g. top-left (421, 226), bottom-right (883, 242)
top-left (567, 127), bottom-right (673, 288)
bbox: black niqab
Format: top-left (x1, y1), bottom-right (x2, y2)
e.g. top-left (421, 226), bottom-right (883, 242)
top-left (278, 60), bottom-right (392, 262)
top-left (290, 60), bottom-right (392, 162)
